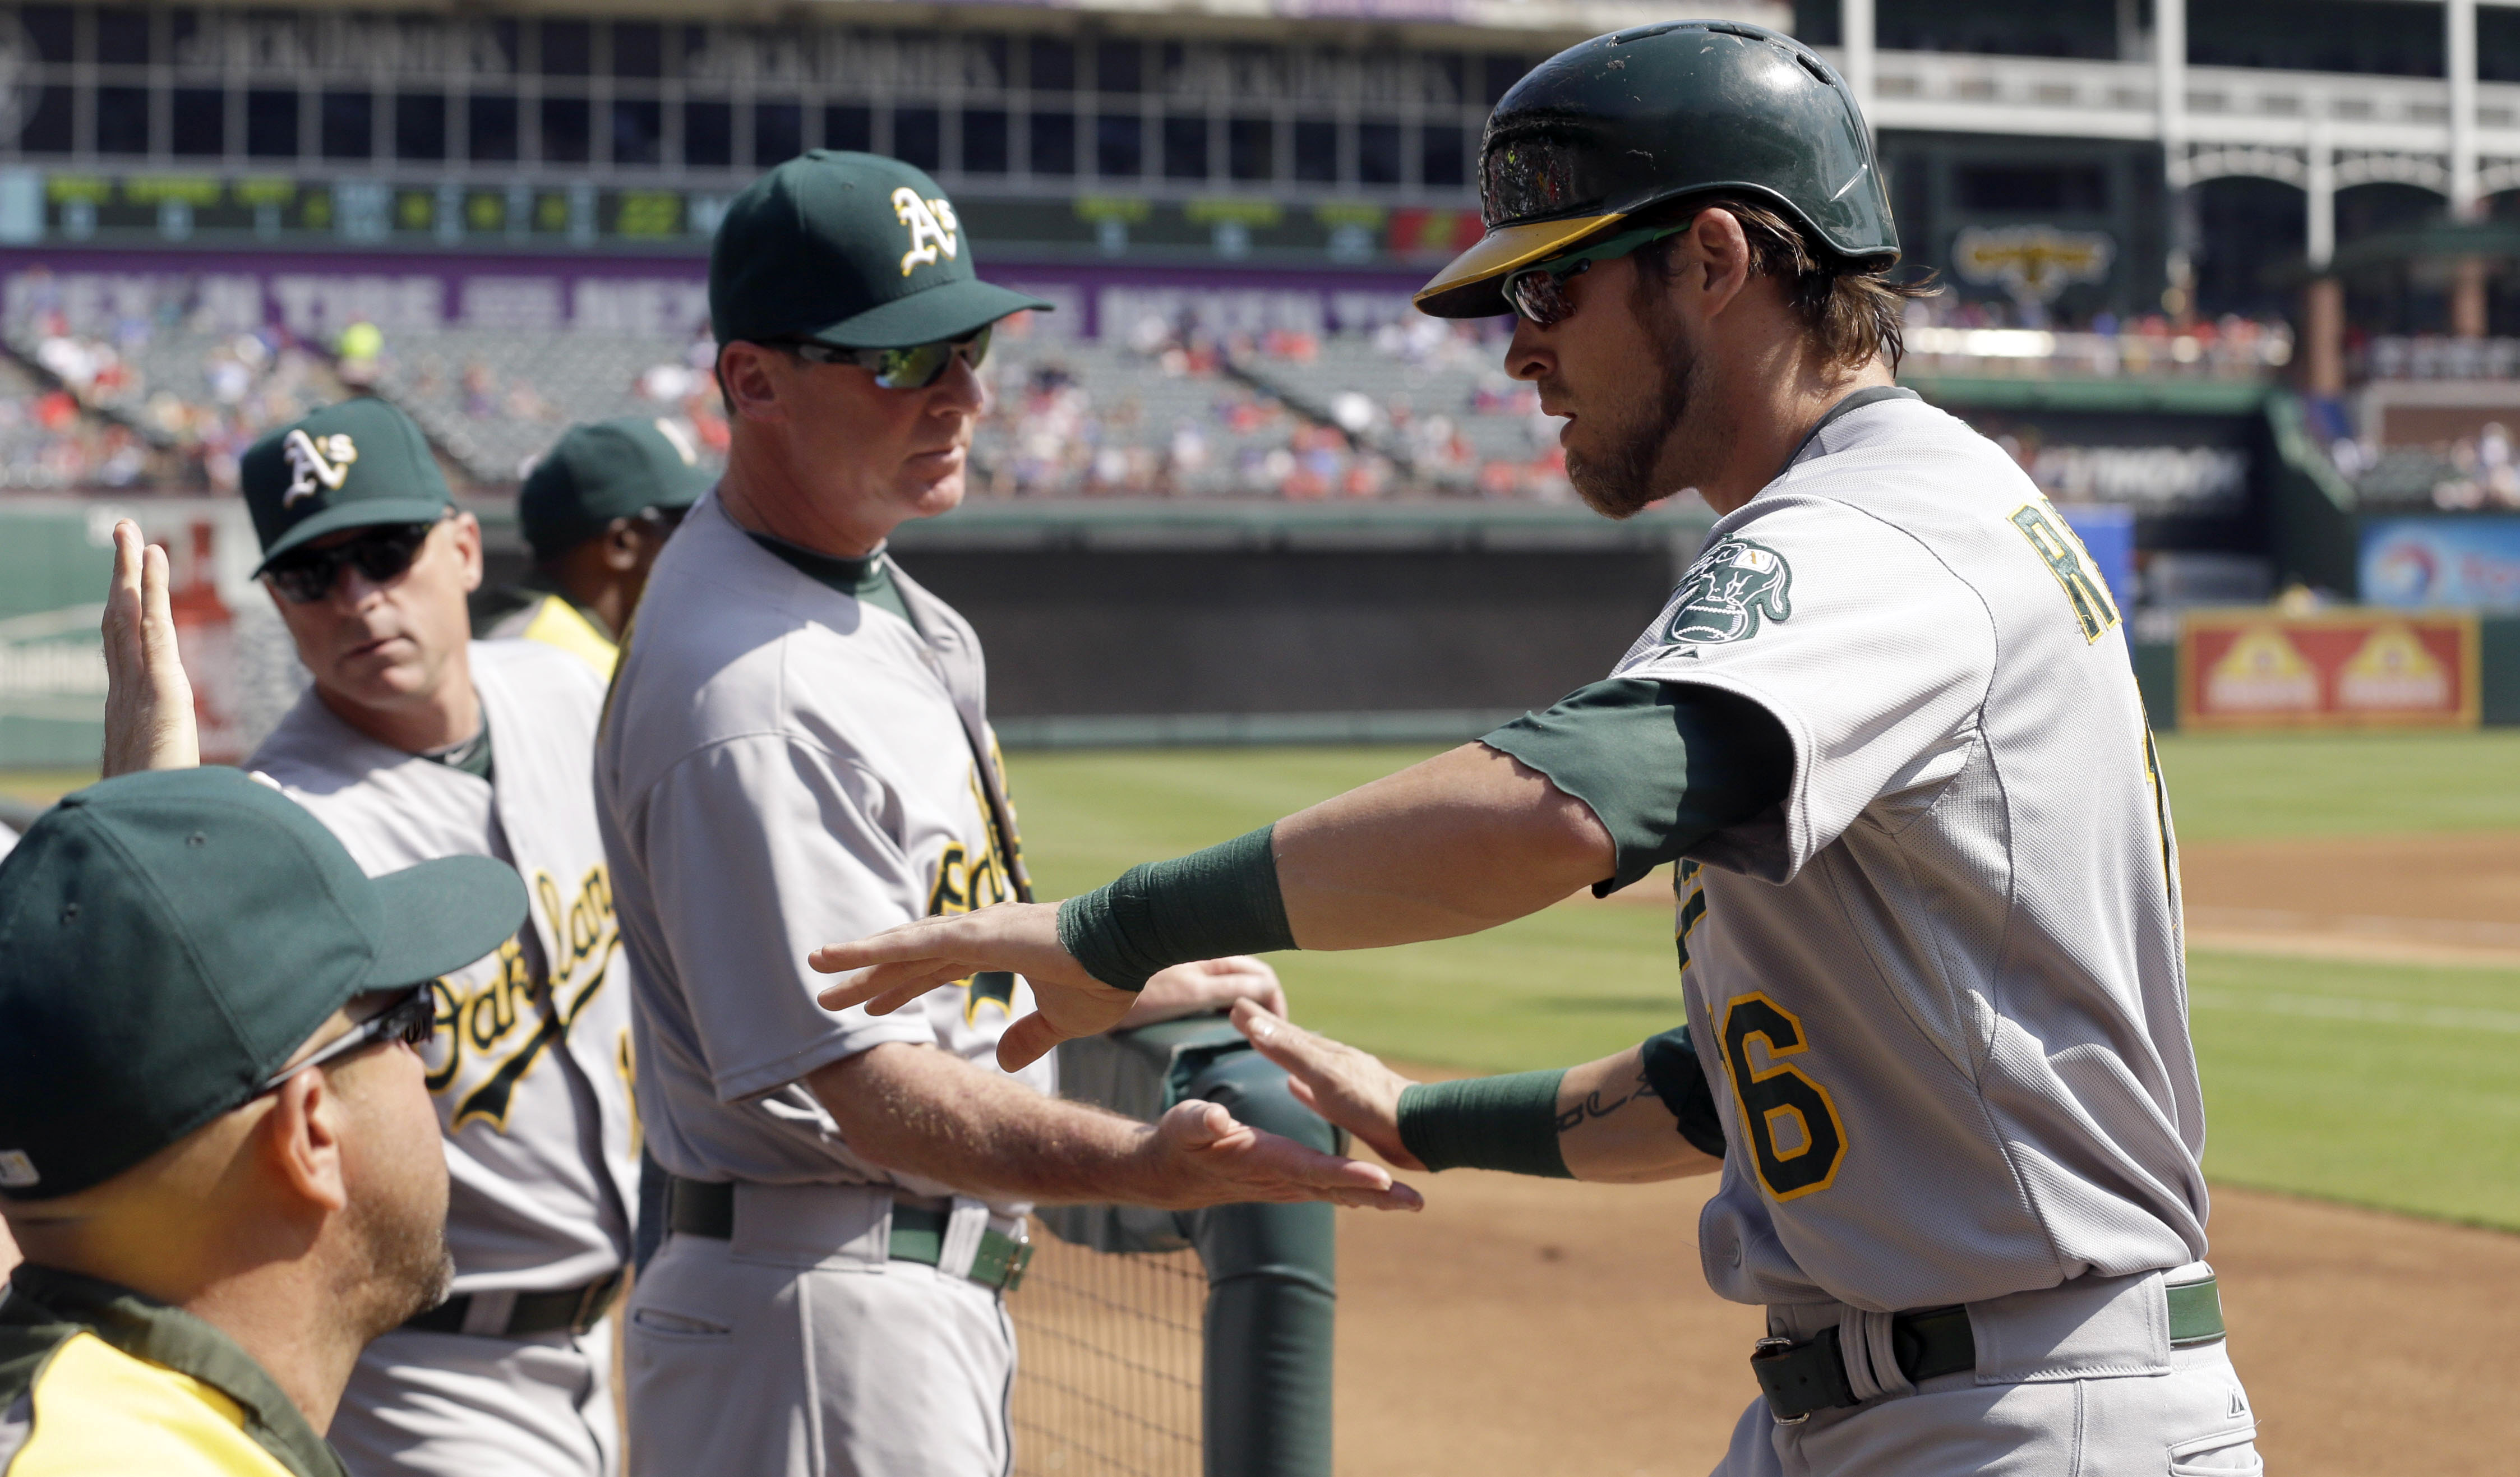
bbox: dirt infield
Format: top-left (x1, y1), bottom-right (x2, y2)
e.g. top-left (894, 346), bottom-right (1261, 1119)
top-left (1333, 832), bottom-right (2520, 1475)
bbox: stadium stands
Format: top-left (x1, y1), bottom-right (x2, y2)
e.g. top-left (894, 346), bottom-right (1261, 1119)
top-left (369, 329), bottom-right (728, 486)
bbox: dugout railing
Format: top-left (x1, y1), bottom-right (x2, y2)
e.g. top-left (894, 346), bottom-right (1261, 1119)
top-left (1014, 1016), bottom-right (1341, 1477)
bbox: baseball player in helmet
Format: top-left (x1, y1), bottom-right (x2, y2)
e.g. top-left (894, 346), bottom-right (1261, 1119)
top-left (816, 22), bottom-right (2259, 1476)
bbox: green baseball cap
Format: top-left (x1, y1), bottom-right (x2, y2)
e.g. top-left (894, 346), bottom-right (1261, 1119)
top-left (710, 150), bottom-right (1053, 350)
top-left (519, 417), bottom-right (714, 561)
top-left (0, 768), bottom-right (525, 1201)
top-left (241, 397), bottom-right (453, 575)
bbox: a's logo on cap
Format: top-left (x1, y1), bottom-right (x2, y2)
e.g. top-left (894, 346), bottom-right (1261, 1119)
top-left (0, 1149), bottom-right (39, 1189)
top-left (892, 187), bottom-right (961, 277)
top-left (282, 430), bottom-right (360, 506)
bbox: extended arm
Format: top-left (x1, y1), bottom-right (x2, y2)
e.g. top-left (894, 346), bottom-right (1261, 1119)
top-left (1227, 1001), bottom-right (1720, 1184)
top-left (806, 1041), bottom-right (1422, 1211)
top-left (814, 681), bottom-right (1790, 1069)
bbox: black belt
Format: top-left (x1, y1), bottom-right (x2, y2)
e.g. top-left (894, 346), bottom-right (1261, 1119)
top-left (404, 1270), bottom-right (625, 1339)
top-left (1750, 1276), bottom-right (2227, 1423)
top-left (666, 1176), bottom-right (1032, 1291)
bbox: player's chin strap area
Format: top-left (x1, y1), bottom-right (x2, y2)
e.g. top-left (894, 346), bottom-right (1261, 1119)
top-left (1750, 1267), bottom-right (2227, 1424)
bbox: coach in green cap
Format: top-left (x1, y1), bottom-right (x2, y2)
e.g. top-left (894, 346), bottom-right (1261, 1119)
top-left (597, 150), bottom-right (1403, 1477)
top-left (0, 765), bottom-right (524, 1475)
top-left (479, 417), bottom-right (712, 677)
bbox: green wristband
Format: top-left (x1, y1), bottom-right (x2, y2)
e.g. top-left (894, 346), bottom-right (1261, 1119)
top-left (1055, 825), bottom-right (1297, 993)
top-left (1395, 1069), bottom-right (1573, 1178)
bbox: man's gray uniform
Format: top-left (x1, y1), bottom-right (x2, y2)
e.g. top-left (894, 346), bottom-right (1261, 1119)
top-left (596, 492), bottom-right (1053, 1477)
top-left (252, 638), bottom-right (638, 1477)
top-left (1601, 391), bottom-right (2256, 1474)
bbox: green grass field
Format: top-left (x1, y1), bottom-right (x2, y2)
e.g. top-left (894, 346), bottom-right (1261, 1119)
top-left (7, 729), bottom-right (2517, 1227)
top-left (1003, 731), bottom-right (2520, 1230)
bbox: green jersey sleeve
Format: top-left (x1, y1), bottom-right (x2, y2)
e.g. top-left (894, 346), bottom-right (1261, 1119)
top-left (1481, 678), bottom-right (1793, 894)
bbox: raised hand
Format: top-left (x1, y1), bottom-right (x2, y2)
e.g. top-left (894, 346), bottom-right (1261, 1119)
top-left (100, 519), bottom-right (200, 777)
top-left (1130, 1095), bottom-right (1421, 1211)
top-left (1229, 998), bottom-right (1427, 1171)
top-left (810, 902), bottom-right (1125, 1070)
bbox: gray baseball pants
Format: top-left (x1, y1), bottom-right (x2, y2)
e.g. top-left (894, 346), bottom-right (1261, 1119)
top-left (1716, 1262), bottom-right (2261, 1476)
top-left (330, 1321), bottom-right (618, 1477)
top-left (624, 1185), bottom-right (1016, 1477)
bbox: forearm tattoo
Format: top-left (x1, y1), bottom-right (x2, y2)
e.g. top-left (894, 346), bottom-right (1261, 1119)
top-left (1556, 1068), bottom-right (1659, 1136)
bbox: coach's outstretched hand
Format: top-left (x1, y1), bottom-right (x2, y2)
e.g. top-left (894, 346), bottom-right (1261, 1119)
top-left (1229, 999), bottom-right (1428, 1172)
top-left (1135, 1095), bottom-right (1422, 1211)
top-left (811, 903), bottom-right (1117, 1070)
top-left (100, 519), bottom-right (200, 777)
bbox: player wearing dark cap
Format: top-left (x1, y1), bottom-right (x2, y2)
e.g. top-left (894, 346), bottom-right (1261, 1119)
top-left (0, 765), bottom-right (524, 1477)
top-left (480, 417), bottom-right (712, 677)
top-left (814, 22), bottom-right (2257, 1476)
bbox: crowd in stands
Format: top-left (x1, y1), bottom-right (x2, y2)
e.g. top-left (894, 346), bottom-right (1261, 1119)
top-left (0, 281), bottom-right (2314, 502)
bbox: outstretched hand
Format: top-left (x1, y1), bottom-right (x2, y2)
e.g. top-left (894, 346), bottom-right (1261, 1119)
top-left (1230, 998), bottom-right (1427, 1172)
top-left (1134, 1095), bottom-right (1421, 1211)
top-left (100, 519), bottom-right (200, 777)
top-left (811, 903), bottom-right (1125, 1070)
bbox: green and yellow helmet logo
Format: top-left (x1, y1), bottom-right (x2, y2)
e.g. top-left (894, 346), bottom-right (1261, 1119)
top-left (1667, 537), bottom-right (1793, 645)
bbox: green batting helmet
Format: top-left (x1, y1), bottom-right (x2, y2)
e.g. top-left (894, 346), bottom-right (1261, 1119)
top-left (1415, 20), bottom-right (1898, 319)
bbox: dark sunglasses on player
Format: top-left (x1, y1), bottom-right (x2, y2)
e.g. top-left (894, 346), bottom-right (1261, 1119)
top-left (1501, 218), bottom-right (1699, 328)
top-left (781, 325), bottom-right (993, 389)
top-left (248, 985), bottom-right (437, 1100)
top-left (262, 518), bottom-right (441, 604)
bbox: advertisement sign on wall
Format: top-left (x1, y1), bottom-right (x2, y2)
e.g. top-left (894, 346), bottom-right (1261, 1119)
top-left (2179, 611), bottom-right (2480, 730)
top-left (2360, 517), bottom-right (2520, 613)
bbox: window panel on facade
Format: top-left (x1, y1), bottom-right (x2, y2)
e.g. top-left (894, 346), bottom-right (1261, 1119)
top-left (824, 104), bottom-right (872, 153)
top-left (962, 108), bottom-right (1008, 174)
top-left (1422, 124), bottom-right (1465, 188)
top-left (1483, 55), bottom-right (1530, 104)
top-left (611, 98), bottom-right (662, 165)
top-left (1095, 113), bottom-right (1142, 176)
top-left (542, 96), bottom-right (592, 163)
top-left (322, 93), bottom-right (373, 160)
top-left (894, 106), bottom-right (940, 169)
top-left (1293, 118), bottom-right (1337, 182)
top-left (96, 7), bottom-right (149, 66)
top-left (541, 20), bottom-right (593, 77)
top-left (1029, 36), bottom-right (1076, 91)
top-left (395, 94), bottom-right (447, 161)
top-left (1359, 119), bottom-right (1401, 185)
top-left (1095, 40), bottom-right (1141, 94)
top-left (246, 90), bottom-right (298, 159)
top-left (684, 100), bottom-right (732, 167)
top-left (613, 22), bottom-right (664, 79)
top-left (1228, 117), bottom-right (1272, 181)
top-left (1030, 110), bottom-right (1075, 175)
top-left (754, 100), bottom-right (803, 164)
top-left (20, 85), bottom-right (70, 153)
top-left (172, 88), bottom-right (223, 157)
top-left (96, 86), bottom-right (150, 154)
top-left (469, 95), bottom-right (520, 162)
top-left (1162, 115), bottom-right (1206, 179)
top-left (22, 7), bottom-right (72, 64)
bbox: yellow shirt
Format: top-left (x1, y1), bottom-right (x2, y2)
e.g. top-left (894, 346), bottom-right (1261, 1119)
top-left (0, 1268), bottom-right (342, 1477)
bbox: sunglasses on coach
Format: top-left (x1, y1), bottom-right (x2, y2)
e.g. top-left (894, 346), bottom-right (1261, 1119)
top-left (247, 985), bottom-right (437, 1100)
top-left (262, 518), bottom-right (441, 604)
top-left (779, 325), bottom-right (993, 390)
top-left (1501, 218), bottom-right (1699, 328)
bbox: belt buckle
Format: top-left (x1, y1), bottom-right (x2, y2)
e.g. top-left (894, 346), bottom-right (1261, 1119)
top-left (1750, 1336), bottom-right (1812, 1426)
top-left (1002, 1239), bottom-right (1035, 1293)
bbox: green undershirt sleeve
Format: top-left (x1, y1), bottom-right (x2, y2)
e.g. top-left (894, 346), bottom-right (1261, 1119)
top-left (1639, 1026), bottom-right (1729, 1158)
top-left (1481, 679), bottom-right (1794, 894)
top-left (1056, 825), bottom-right (1295, 992)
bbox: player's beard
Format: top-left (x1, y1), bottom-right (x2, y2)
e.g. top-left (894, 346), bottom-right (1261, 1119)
top-left (340, 1179), bottom-right (457, 1341)
top-left (1564, 300), bottom-right (1707, 520)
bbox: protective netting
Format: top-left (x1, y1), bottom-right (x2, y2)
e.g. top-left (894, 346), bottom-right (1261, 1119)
top-left (1009, 1225), bottom-right (1206, 1477)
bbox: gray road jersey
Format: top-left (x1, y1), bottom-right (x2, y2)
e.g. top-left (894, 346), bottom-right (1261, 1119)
top-left (1612, 395), bottom-right (2205, 1314)
top-left (596, 494), bottom-right (1053, 1213)
top-left (251, 641), bottom-right (639, 1294)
